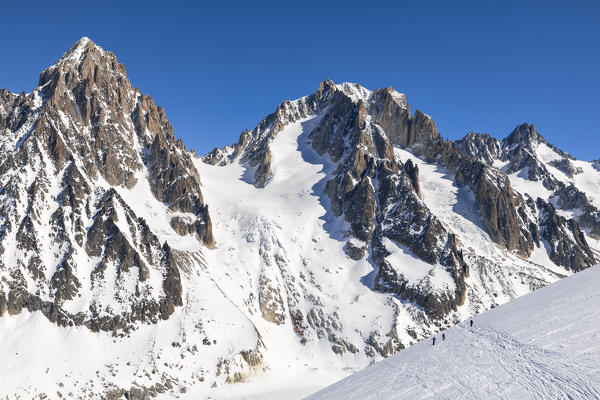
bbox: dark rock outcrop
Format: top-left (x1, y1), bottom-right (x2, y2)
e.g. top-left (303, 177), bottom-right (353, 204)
top-left (536, 199), bottom-right (596, 271)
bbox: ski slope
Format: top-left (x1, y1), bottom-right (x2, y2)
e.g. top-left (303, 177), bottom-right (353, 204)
top-left (308, 264), bottom-right (600, 400)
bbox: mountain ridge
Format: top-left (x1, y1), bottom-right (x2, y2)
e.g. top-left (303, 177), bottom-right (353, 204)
top-left (0, 37), bottom-right (598, 399)
top-left (205, 78), bottom-right (595, 269)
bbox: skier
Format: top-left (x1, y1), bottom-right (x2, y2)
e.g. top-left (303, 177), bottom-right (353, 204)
top-left (470, 319), bottom-right (473, 327)
top-left (442, 333), bottom-right (445, 341)
top-left (432, 337), bottom-right (436, 346)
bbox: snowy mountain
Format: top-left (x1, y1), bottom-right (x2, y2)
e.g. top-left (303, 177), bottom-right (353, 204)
top-left (0, 37), bottom-right (215, 331)
top-left (0, 38), bottom-right (598, 399)
top-left (456, 124), bottom-right (600, 255)
top-left (308, 264), bottom-right (600, 400)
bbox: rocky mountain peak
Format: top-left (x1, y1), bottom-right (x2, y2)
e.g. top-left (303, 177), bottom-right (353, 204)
top-left (505, 123), bottom-right (545, 148)
top-left (372, 86), bottom-right (408, 109)
top-left (335, 82), bottom-right (372, 103)
top-left (463, 131), bottom-right (492, 141)
top-left (316, 79), bottom-right (337, 98)
top-left (51, 37), bottom-right (101, 68)
top-left (0, 38), bottom-right (214, 335)
top-left (39, 37), bottom-right (124, 88)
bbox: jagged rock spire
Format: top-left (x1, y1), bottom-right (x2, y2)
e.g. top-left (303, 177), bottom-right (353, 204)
top-left (505, 122), bottom-right (543, 148)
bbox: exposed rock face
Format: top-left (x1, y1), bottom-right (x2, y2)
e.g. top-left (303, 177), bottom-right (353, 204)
top-left (372, 166), bottom-right (468, 319)
top-left (458, 125), bottom-right (563, 191)
top-left (536, 199), bottom-right (596, 271)
top-left (402, 159), bottom-right (421, 198)
top-left (209, 79), bottom-right (595, 328)
top-left (456, 160), bottom-right (535, 256)
top-left (367, 87), bottom-right (411, 148)
top-left (336, 91), bottom-right (539, 259)
top-left (0, 37), bottom-right (214, 332)
top-left (203, 79), bottom-right (338, 186)
top-left (258, 275), bottom-right (286, 325)
top-left (457, 123), bottom-right (600, 241)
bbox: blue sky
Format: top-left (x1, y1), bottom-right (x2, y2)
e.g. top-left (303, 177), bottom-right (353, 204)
top-left (1, 1), bottom-right (598, 159)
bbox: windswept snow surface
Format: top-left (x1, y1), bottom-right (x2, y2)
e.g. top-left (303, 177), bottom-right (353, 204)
top-left (308, 265), bottom-right (600, 400)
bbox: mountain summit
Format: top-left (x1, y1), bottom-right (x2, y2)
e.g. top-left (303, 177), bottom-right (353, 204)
top-left (1, 39), bottom-right (598, 399)
top-left (0, 37), bottom-right (214, 332)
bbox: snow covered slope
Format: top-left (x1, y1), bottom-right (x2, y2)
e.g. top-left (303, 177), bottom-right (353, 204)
top-left (1, 38), bottom-right (599, 399)
top-left (0, 37), bottom-right (263, 399)
top-left (308, 264), bottom-right (600, 400)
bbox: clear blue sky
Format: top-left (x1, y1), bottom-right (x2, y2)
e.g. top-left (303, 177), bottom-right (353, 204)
top-left (2, 1), bottom-right (598, 159)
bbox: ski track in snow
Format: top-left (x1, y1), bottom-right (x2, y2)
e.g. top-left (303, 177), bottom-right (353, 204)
top-left (308, 265), bottom-right (600, 400)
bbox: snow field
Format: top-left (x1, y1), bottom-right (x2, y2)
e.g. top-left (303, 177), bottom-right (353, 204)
top-left (309, 265), bottom-right (600, 400)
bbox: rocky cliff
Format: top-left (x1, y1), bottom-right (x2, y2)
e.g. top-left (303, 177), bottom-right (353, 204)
top-left (0, 38), bottom-right (216, 332)
top-left (457, 123), bottom-right (600, 259)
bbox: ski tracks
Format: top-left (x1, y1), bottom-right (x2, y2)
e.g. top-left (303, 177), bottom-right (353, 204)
top-left (466, 325), bottom-right (600, 399)
top-left (308, 323), bottom-right (600, 400)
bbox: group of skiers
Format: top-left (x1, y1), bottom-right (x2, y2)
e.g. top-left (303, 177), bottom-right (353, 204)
top-left (432, 319), bottom-right (473, 346)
